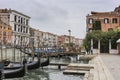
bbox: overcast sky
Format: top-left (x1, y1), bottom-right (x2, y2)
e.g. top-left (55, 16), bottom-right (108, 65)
top-left (0, 0), bottom-right (120, 38)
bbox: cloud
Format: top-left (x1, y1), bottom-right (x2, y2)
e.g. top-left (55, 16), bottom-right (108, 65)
top-left (0, 0), bottom-right (119, 38)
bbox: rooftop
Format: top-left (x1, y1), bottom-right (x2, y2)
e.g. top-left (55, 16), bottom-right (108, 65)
top-left (0, 8), bottom-right (30, 18)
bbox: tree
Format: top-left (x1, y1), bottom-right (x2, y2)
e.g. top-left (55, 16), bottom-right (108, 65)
top-left (83, 30), bottom-right (120, 52)
top-left (92, 21), bottom-right (101, 30)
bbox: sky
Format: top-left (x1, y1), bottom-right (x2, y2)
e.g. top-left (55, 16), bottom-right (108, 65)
top-left (0, 0), bottom-right (120, 38)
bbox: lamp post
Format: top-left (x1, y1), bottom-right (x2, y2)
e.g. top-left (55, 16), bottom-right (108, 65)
top-left (68, 30), bottom-right (71, 52)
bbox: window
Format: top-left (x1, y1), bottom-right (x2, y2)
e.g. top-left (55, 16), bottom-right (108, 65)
top-left (18, 16), bottom-right (20, 23)
top-left (4, 27), bottom-right (6, 29)
top-left (23, 26), bottom-right (25, 33)
top-left (14, 24), bottom-right (16, 31)
top-left (3, 37), bottom-right (6, 45)
top-left (112, 18), bottom-right (117, 23)
top-left (18, 25), bottom-right (20, 32)
top-left (26, 20), bottom-right (28, 25)
top-left (89, 18), bottom-right (94, 24)
top-left (14, 15), bottom-right (17, 22)
top-left (88, 28), bottom-right (92, 32)
top-left (24, 18), bottom-right (25, 24)
top-left (0, 32), bottom-right (2, 35)
top-left (21, 26), bottom-right (22, 32)
top-left (21, 18), bottom-right (23, 24)
top-left (26, 27), bottom-right (28, 33)
top-left (104, 18), bottom-right (109, 24)
top-left (8, 15), bottom-right (10, 19)
top-left (108, 28), bottom-right (113, 31)
top-left (3, 32), bottom-right (6, 36)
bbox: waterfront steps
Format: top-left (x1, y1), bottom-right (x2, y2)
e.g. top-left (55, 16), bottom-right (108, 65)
top-left (63, 63), bottom-right (94, 75)
top-left (63, 55), bottom-right (115, 80)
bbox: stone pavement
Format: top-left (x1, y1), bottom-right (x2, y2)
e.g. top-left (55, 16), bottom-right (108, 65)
top-left (100, 54), bottom-right (120, 80)
top-left (90, 55), bottom-right (114, 80)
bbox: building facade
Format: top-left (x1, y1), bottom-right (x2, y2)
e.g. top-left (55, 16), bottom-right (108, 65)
top-left (86, 6), bottom-right (120, 32)
top-left (86, 6), bottom-right (120, 54)
top-left (57, 36), bottom-right (64, 47)
top-left (0, 9), bottom-right (30, 46)
top-left (29, 27), bottom-right (44, 48)
top-left (0, 20), bottom-right (12, 47)
top-left (44, 32), bottom-right (57, 47)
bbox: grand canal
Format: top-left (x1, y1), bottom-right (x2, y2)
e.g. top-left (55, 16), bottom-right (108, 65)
top-left (0, 49), bottom-right (87, 80)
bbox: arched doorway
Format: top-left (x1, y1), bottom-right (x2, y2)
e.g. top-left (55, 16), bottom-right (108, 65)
top-left (100, 39), bottom-right (109, 53)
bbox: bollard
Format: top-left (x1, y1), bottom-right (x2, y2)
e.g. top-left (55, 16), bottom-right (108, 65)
top-left (58, 65), bottom-right (61, 70)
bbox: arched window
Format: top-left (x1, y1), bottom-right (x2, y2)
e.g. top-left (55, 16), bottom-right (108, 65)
top-left (112, 18), bottom-right (117, 23)
top-left (104, 18), bottom-right (109, 24)
top-left (89, 18), bottom-right (94, 24)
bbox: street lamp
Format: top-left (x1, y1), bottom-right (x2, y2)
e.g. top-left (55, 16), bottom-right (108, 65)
top-left (68, 30), bottom-right (71, 52)
top-left (68, 30), bottom-right (71, 43)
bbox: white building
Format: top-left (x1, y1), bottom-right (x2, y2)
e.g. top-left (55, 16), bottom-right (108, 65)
top-left (0, 9), bottom-right (30, 46)
top-left (42, 32), bottom-right (57, 47)
top-left (29, 27), bottom-right (45, 48)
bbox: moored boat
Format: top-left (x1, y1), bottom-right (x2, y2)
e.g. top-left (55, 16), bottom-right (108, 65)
top-left (0, 59), bottom-right (27, 79)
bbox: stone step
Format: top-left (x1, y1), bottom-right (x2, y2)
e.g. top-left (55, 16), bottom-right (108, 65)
top-left (68, 63), bottom-right (94, 69)
top-left (63, 69), bottom-right (88, 75)
top-left (66, 67), bottom-right (91, 71)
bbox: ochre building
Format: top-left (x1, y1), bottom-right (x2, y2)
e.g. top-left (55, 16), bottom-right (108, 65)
top-left (0, 20), bottom-right (12, 47)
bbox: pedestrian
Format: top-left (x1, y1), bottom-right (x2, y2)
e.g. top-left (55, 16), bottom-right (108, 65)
top-left (91, 49), bottom-right (93, 54)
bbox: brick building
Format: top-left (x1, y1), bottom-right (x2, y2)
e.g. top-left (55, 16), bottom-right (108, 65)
top-left (86, 6), bottom-right (120, 32)
top-left (86, 6), bottom-right (120, 54)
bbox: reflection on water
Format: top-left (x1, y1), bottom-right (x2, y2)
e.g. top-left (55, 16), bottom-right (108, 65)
top-left (6, 67), bottom-right (84, 80)
top-left (22, 68), bottom-right (84, 80)
top-left (50, 56), bottom-right (89, 64)
top-left (4, 55), bottom-right (86, 80)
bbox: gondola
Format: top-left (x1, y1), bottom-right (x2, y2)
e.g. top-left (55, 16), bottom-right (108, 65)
top-left (4, 62), bottom-right (22, 70)
top-left (22, 49), bottom-right (50, 67)
top-left (2, 59), bottom-right (10, 66)
top-left (41, 57), bottom-right (50, 68)
top-left (0, 59), bottom-right (26, 79)
top-left (4, 57), bottom-right (40, 70)
top-left (20, 47), bottom-right (50, 68)
top-left (4, 46), bottom-right (40, 70)
top-left (27, 58), bottom-right (40, 70)
top-left (5, 56), bottom-right (49, 70)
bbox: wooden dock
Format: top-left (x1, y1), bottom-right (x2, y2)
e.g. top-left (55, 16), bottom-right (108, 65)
top-left (49, 62), bottom-right (68, 69)
top-left (41, 52), bottom-right (81, 57)
top-left (50, 62), bottom-right (68, 66)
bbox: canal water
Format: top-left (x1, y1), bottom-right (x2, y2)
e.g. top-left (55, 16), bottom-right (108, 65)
top-left (1, 49), bottom-right (87, 80)
top-left (4, 56), bottom-right (86, 80)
